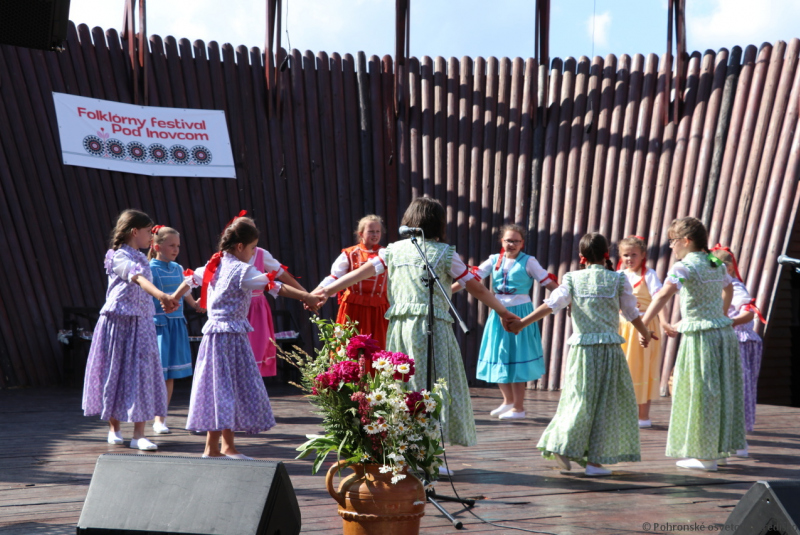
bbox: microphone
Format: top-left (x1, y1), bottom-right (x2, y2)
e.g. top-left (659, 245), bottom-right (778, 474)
top-left (777, 254), bottom-right (800, 269)
top-left (399, 226), bottom-right (424, 238)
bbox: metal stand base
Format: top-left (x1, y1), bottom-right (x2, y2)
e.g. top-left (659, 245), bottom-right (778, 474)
top-left (426, 489), bottom-right (475, 529)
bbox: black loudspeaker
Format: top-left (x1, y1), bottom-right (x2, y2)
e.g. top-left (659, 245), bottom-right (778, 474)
top-left (77, 454), bottom-right (301, 535)
top-left (726, 480), bottom-right (800, 535)
top-left (0, 0), bottom-right (71, 51)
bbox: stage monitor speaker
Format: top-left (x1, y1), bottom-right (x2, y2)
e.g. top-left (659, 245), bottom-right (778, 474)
top-left (0, 0), bottom-right (71, 51)
top-left (726, 480), bottom-right (800, 535)
top-left (77, 454), bottom-right (301, 535)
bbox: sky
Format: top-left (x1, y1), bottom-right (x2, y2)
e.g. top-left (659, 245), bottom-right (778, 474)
top-left (67, 0), bottom-right (800, 62)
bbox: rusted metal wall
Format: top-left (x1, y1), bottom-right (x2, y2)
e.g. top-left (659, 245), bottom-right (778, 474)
top-left (0, 23), bottom-right (797, 404)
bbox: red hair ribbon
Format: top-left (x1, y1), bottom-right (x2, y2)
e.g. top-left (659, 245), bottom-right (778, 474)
top-left (494, 248), bottom-right (505, 271)
top-left (603, 252), bottom-right (610, 260)
top-left (467, 265), bottom-right (482, 282)
top-left (151, 224), bottom-right (164, 235)
top-left (579, 255), bottom-right (587, 265)
top-left (199, 252), bottom-right (223, 309)
top-left (225, 210), bottom-right (247, 230)
top-left (710, 243), bottom-right (743, 281)
top-left (633, 235), bottom-right (645, 241)
top-left (743, 299), bottom-right (767, 324)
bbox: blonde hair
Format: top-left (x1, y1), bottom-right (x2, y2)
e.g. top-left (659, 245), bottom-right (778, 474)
top-left (618, 235), bottom-right (647, 255)
top-left (355, 214), bottom-right (385, 242)
top-left (148, 226), bottom-right (180, 260)
top-left (110, 209), bottom-right (153, 250)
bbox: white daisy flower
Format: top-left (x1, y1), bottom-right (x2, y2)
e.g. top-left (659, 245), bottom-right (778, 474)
top-left (391, 473), bottom-right (407, 484)
top-left (372, 357), bottom-right (392, 371)
top-left (379, 465), bottom-right (392, 473)
top-left (395, 363), bottom-right (411, 375)
top-left (363, 422), bottom-right (379, 434)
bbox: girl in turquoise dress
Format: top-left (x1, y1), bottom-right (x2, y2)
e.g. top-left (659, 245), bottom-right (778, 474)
top-left (314, 197), bottom-right (519, 457)
top-left (148, 226), bottom-right (205, 435)
top-left (510, 233), bottom-right (652, 477)
top-left (456, 224), bottom-right (558, 420)
top-left (641, 217), bottom-right (746, 471)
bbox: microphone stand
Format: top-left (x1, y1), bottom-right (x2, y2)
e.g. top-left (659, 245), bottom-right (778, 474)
top-left (407, 234), bottom-right (474, 530)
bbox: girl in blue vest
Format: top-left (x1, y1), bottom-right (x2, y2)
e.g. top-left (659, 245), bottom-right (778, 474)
top-left (455, 224), bottom-right (558, 419)
top-left (148, 225), bottom-right (205, 435)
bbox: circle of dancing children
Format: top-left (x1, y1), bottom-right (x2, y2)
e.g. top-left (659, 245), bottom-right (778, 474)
top-left (173, 216), bottom-right (323, 458)
top-left (509, 232), bottom-right (652, 477)
top-left (711, 244), bottom-right (765, 457)
top-left (82, 210), bottom-right (177, 451)
top-left (246, 230), bottom-right (307, 377)
top-left (148, 225), bottom-right (204, 435)
top-left (640, 217), bottom-right (746, 471)
top-left (315, 215), bottom-right (389, 348)
top-left (312, 197), bottom-right (519, 473)
top-left (458, 224), bottom-right (558, 420)
top-left (616, 235), bottom-right (675, 429)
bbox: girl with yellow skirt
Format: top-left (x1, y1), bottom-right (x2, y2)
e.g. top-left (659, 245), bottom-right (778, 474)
top-left (617, 236), bottom-right (675, 428)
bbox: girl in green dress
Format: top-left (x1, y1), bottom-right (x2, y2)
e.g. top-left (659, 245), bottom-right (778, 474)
top-left (509, 233), bottom-right (652, 477)
top-left (640, 217), bottom-right (746, 471)
top-left (313, 197), bottom-right (519, 461)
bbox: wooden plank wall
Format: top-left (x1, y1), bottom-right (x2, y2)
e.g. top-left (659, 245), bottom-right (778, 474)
top-left (0, 24), bottom-right (798, 405)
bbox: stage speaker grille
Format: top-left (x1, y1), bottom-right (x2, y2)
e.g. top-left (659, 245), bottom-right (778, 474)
top-left (76, 454), bottom-right (301, 535)
top-left (0, 0), bottom-right (71, 51)
top-left (726, 480), bottom-right (800, 535)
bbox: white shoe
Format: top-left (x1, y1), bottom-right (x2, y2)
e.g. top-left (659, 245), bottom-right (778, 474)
top-left (129, 438), bottom-right (158, 451)
top-left (585, 465), bottom-right (612, 477)
top-left (638, 419), bottom-right (652, 428)
top-left (498, 410), bottom-right (526, 420)
top-left (107, 430), bottom-right (123, 445)
top-left (438, 466), bottom-right (454, 477)
top-left (553, 453), bottom-right (571, 471)
top-left (676, 458), bottom-right (717, 471)
top-left (490, 404), bottom-right (514, 416)
top-left (734, 445), bottom-right (749, 458)
top-left (225, 453), bottom-right (253, 460)
top-left (152, 422), bottom-right (171, 434)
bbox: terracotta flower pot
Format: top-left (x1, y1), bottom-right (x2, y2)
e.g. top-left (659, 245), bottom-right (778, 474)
top-left (326, 460), bottom-right (426, 535)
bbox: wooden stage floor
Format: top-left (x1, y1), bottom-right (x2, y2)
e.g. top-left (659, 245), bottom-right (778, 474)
top-left (1, 384), bottom-right (798, 534)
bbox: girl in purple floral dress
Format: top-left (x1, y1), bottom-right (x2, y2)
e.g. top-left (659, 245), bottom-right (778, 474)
top-left (82, 209), bottom-right (179, 451)
top-left (175, 217), bottom-right (322, 459)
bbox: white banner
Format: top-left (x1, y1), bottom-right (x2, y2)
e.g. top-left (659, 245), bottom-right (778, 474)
top-left (52, 92), bottom-right (236, 179)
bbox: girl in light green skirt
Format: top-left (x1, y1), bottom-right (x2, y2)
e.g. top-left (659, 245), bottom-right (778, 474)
top-left (641, 217), bottom-right (746, 472)
top-left (510, 233), bottom-right (652, 477)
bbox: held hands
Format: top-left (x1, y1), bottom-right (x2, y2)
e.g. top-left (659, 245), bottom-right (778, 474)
top-left (499, 310), bottom-right (522, 334)
top-left (302, 290), bottom-right (326, 313)
top-left (638, 330), bottom-right (658, 348)
top-left (193, 304), bottom-right (207, 314)
top-left (159, 293), bottom-right (180, 314)
top-left (662, 323), bottom-right (678, 337)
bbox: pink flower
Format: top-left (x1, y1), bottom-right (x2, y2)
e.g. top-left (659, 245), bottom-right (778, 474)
top-left (405, 391), bottom-right (425, 414)
top-left (313, 371), bottom-right (338, 391)
top-left (330, 360), bottom-right (361, 384)
top-left (346, 334), bottom-right (380, 359)
top-left (390, 352), bottom-right (415, 381)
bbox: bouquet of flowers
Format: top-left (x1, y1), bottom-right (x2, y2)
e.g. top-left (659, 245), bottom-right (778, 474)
top-left (282, 317), bottom-right (446, 484)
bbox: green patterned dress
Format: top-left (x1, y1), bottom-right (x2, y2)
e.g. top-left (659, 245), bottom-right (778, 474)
top-left (383, 240), bottom-right (477, 447)
top-left (665, 251), bottom-right (746, 459)
top-left (537, 265), bottom-right (641, 467)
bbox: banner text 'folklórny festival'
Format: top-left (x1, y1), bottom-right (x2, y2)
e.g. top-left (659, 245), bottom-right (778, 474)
top-left (53, 92), bottom-right (236, 179)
